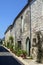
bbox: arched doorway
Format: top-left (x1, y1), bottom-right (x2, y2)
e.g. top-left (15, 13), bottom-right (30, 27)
top-left (26, 37), bottom-right (30, 56)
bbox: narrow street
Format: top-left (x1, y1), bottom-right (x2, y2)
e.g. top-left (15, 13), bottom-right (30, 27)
top-left (0, 46), bottom-right (23, 65)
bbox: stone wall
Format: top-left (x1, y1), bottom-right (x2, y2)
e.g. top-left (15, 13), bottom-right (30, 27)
top-left (15, 17), bottom-right (22, 42)
top-left (21, 5), bottom-right (31, 51)
top-left (5, 29), bottom-right (11, 46)
top-left (31, 0), bottom-right (43, 59)
top-left (11, 25), bottom-right (16, 46)
top-left (12, 5), bottom-right (31, 52)
top-left (5, 30), bottom-right (11, 42)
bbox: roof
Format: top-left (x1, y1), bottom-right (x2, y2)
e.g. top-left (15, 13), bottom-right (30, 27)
top-left (5, 25), bottom-right (13, 34)
top-left (12, 4), bottom-right (28, 26)
top-left (12, 0), bottom-right (33, 26)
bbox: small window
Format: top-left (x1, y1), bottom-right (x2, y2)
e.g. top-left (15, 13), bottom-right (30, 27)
top-left (18, 41), bottom-right (21, 49)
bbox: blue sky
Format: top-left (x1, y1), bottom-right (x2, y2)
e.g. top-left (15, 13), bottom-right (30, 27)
top-left (0, 0), bottom-right (27, 39)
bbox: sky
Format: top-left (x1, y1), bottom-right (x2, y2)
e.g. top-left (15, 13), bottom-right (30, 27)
top-left (0, 0), bottom-right (28, 39)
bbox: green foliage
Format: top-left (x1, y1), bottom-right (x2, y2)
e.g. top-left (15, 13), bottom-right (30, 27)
top-left (22, 50), bottom-right (27, 55)
top-left (16, 50), bottom-right (23, 57)
top-left (9, 36), bottom-right (14, 43)
top-left (13, 45), bottom-right (27, 57)
top-left (9, 36), bottom-right (14, 51)
top-left (10, 45), bottom-right (14, 51)
top-left (14, 44), bottom-right (22, 56)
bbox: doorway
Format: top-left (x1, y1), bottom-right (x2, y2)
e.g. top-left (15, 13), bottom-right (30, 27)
top-left (26, 37), bottom-right (30, 56)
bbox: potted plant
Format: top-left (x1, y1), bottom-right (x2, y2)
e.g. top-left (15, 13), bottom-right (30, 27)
top-left (20, 50), bottom-right (27, 59)
top-left (22, 50), bottom-right (27, 59)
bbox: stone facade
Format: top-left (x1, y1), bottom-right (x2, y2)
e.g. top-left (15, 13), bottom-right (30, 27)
top-left (5, 30), bottom-right (11, 46)
top-left (5, 29), bottom-right (11, 42)
top-left (5, 25), bottom-right (12, 46)
top-left (21, 6), bottom-right (31, 56)
top-left (11, 5), bottom-right (31, 56)
top-left (12, 17), bottom-right (22, 47)
top-left (15, 17), bottom-right (22, 42)
top-left (11, 24), bottom-right (16, 46)
top-left (4, 0), bottom-right (43, 59)
top-left (31, 0), bottom-right (43, 59)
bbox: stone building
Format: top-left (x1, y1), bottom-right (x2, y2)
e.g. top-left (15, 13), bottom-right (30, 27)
top-left (4, 25), bottom-right (13, 45)
top-left (5, 1), bottom-right (31, 56)
top-left (11, 16), bottom-right (22, 47)
top-left (31, 0), bottom-right (43, 59)
top-left (12, 2), bottom-right (31, 56)
top-left (4, 0), bottom-right (43, 59)
top-left (12, 0), bottom-right (43, 58)
top-left (20, 4), bottom-right (31, 56)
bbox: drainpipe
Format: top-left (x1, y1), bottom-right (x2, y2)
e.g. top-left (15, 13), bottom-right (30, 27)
top-left (28, 0), bottom-right (31, 56)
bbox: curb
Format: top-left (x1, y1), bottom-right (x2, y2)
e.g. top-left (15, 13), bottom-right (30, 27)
top-left (3, 46), bottom-right (29, 65)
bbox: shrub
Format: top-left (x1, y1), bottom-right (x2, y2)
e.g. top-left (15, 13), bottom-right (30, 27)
top-left (22, 50), bottom-right (27, 55)
top-left (8, 36), bottom-right (14, 51)
top-left (14, 46), bottom-right (22, 56)
top-left (9, 36), bottom-right (14, 43)
top-left (9, 44), bottom-right (14, 51)
top-left (16, 50), bottom-right (22, 57)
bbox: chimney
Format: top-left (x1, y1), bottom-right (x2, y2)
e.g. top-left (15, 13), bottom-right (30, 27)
top-left (28, 0), bottom-right (32, 4)
top-left (29, 0), bottom-right (32, 2)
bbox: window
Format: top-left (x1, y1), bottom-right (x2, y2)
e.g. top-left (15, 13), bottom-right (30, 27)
top-left (21, 16), bottom-right (24, 32)
top-left (18, 41), bottom-right (21, 49)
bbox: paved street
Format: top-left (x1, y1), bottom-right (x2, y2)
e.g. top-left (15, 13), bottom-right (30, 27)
top-left (0, 46), bottom-right (23, 65)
